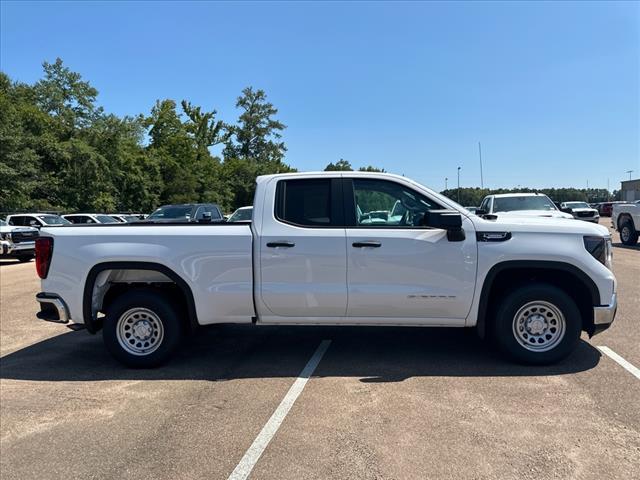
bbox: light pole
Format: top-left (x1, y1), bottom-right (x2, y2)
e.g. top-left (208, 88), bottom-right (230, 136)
top-left (478, 142), bottom-right (484, 189)
top-left (457, 167), bottom-right (461, 204)
top-left (626, 170), bottom-right (634, 180)
top-left (445, 177), bottom-right (448, 190)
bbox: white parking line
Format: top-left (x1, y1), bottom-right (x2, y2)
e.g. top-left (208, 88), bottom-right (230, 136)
top-left (597, 346), bottom-right (640, 380)
top-left (228, 339), bottom-right (332, 480)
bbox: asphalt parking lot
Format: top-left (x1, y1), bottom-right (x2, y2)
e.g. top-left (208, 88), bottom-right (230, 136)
top-left (1, 219), bottom-right (638, 480)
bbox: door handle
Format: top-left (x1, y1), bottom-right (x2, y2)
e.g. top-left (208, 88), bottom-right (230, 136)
top-left (266, 241), bottom-right (295, 248)
top-left (352, 241), bottom-right (382, 248)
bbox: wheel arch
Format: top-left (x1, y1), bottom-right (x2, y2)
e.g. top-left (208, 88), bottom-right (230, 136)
top-left (476, 261), bottom-right (599, 339)
top-left (617, 212), bottom-right (635, 230)
top-left (82, 261), bottom-right (199, 334)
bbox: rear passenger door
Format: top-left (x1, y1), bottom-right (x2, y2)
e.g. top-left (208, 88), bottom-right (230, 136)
top-left (259, 177), bottom-right (348, 319)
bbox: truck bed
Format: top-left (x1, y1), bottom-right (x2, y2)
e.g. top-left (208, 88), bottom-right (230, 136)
top-left (40, 223), bottom-right (255, 326)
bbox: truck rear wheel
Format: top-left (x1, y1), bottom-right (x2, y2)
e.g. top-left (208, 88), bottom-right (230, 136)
top-left (493, 284), bottom-right (581, 365)
top-left (103, 290), bottom-right (182, 368)
top-left (619, 219), bottom-right (639, 246)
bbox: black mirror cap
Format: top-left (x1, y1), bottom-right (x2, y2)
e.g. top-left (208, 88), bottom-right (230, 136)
top-left (423, 209), bottom-right (463, 229)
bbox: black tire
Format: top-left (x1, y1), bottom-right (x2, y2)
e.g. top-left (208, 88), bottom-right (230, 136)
top-left (17, 255), bottom-right (33, 263)
top-left (619, 219), bottom-right (639, 246)
top-left (492, 283), bottom-right (582, 365)
top-left (103, 289), bottom-right (183, 368)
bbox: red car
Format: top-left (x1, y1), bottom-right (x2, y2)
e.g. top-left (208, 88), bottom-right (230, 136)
top-left (598, 202), bottom-right (626, 217)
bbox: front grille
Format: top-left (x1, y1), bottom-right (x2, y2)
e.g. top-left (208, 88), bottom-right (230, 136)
top-left (577, 211), bottom-right (594, 218)
top-left (11, 231), bottom-right (39, 244)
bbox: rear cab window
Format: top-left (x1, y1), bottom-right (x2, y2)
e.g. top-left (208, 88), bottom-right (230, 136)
top-left (275, 178), bottom-right (342, 227)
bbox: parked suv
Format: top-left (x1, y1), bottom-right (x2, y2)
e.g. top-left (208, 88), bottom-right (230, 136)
top-left (559, 202), bottom-right (600, 223)
top-left (6, 213), bottom-right (71, 229)
top-left (478, 193), bottom-right (574, 219)
top-left (146, 203), bottom-right (223, 223)
top-left (0, 219), bottom-right (39, 262)
top-left (62, 214), bottom-right (119, 224)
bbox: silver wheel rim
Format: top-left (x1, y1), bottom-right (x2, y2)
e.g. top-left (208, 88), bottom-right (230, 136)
top-left (621, 226), bottom-right (630, 242)
top-left (116, 308), bottom-right (164, 356)
top-left (512, 301), bottom-right (566, 352)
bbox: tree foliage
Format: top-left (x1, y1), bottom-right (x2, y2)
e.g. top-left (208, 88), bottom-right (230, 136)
top-left (0, 60), bottom-right (295, 214)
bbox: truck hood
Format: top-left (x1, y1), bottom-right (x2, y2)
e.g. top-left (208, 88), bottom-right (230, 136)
top-left (493, 210), bottom-right (574, 219)
top-left (0, 225), bottom-right (39, 234)
top-left (470, 214), bottom-right (609, 236)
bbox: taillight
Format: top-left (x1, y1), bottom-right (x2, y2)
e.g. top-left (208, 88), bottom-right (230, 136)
top-left (35, 237), bottom-right (54, 279)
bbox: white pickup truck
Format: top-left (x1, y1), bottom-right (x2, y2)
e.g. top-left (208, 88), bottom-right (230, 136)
top-left (612, 200), bottom-right (640, 246)
top-left (35, 172), bottom-right (617, 367)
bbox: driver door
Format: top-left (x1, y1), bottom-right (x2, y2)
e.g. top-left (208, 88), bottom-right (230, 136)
top-left (344, 178), bottom-right (477, 321)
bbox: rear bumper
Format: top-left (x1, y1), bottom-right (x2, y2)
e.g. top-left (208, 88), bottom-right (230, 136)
top-left (36, 292), bottom-right (70, 324)
top-left (592, 293), bottom-right (617, 335)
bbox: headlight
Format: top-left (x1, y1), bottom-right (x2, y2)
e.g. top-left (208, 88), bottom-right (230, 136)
top-left (0, 232), bottom-right (9, 241)
top-left (584, 236), bottom-right (612, 269)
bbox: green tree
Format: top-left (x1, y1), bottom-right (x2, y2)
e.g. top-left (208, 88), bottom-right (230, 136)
top-left (223, 87), bottom-right (286, 163)
top-left (324, 159), bottom-right (353, 171)
top-left (146, 99), bottom-right (199, 204)
top-left (33, 58), bottom-right (101, 135)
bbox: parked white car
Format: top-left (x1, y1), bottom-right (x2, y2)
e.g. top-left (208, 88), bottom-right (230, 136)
top-left (612, 200), bottom-right (640, 245)
top-left (227, 206), bottom-right (253, 222)
top-left (109, 214), bottom-right (145, 223)
top-left (6, 213), bottom-right (71, 228)
top-left (559, 202), bottom-right (600, 223)
top-left (35, 172), bottom-right (616, 367)
top-left (0, 219), bottom-right (39, 262)
top-left (479, 193), bottom-right (574, 219)
top-left (62, 213), bottom-right (119, 224)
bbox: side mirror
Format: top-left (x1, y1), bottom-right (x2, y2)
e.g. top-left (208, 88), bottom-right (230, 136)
top-left (422, 210), bottom-right (465, 242)
top-left (199, 212), bottom-right (213, 223)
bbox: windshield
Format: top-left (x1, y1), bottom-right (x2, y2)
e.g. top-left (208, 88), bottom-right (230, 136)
top-left (96, 215), bottom-right (119, 223)
top-left (148, 206), bottom-right (193, 219)
top-left (229, 208), bottom-right (252, 221)
top-left (493, 196), bottom-right (557, 213)
top-left (564, 202), bottom-right (589, 209)
top-left (39, 215), bottom-right (71, 225)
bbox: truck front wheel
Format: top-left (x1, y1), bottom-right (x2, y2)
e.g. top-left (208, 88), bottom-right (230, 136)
top-left (619, 219), bottom-right (639, 246)
top-left (493, 284), bottom-right (581, 365)
top-left (103, 290), bottom-right (182, 368)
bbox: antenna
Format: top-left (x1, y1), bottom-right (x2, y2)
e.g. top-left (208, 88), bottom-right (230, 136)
top-left (626, 170), bottom-right (634, 180)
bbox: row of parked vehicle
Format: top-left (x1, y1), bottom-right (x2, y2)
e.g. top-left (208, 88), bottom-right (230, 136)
top-left (466, 193), bottom-right (600, 222)
top-left (0, 204), bottom-right (254, 262)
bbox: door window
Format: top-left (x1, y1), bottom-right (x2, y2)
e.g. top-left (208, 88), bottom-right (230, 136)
top-left (275, 179), bottom-right (334, 227)
top-left (352, 179), bottom-right (440, 227)
top-left (26, 217), bottom-right (41, 227)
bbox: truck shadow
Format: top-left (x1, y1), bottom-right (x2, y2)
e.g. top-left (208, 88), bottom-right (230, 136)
top-left (0, 324), bottom-right (601, 383)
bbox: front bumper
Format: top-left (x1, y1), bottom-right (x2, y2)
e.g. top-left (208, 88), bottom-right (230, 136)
top-left (36, 293), bottom-right (70, 324)
top-left (9, 242), bottom-right (35, 253)
top-left (592, 293), bottom-right (617, 335)
top-left (1, 240), bottom-right (35, 256)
